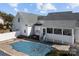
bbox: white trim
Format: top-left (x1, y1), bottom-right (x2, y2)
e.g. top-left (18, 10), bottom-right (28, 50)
top-left (72, 29), bottom-right (75, 45)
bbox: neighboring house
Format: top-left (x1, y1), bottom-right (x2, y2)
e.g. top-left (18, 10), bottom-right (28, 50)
top-left (12, 12), bottom-right (38, 36)
top-left (0, 17), bottom-right (4, 25)
top-left (12, 11), bottom-right (79, 45)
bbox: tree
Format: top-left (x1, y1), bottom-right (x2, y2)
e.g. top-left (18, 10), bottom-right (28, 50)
top-left (0, 11), bottom-right (14, 30)
top-left (0, 24), bottom-right (3, 29)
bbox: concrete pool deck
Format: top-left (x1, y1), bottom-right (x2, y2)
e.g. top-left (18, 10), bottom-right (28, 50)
top-left (0, 39), bottom-right (29, 56)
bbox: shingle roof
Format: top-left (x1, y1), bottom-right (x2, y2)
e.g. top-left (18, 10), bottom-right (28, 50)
top-left (38, 11), bottom-right (79, 20)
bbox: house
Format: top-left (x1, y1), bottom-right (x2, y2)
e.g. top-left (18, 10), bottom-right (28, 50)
top-left (12, 12), bottom-right (38, 36)
top-left (34, 11), bottom-right (79, 45)
top-left (12, 11), bottom-right (79, 45)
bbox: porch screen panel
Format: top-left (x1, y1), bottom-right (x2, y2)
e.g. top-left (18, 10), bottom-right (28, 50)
top-left (63, 29), bottom-right (72, 36)
top-left (54, 28), bottom-right (62, 35)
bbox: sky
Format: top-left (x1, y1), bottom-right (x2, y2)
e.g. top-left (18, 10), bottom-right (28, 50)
top-left (0, 3), bottom-right (79, 16)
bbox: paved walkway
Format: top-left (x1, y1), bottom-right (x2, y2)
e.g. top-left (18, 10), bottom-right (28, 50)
top-left (52, 45), bottom-right (70, 51)
top-left (69, 43), bottom-right (79, 56)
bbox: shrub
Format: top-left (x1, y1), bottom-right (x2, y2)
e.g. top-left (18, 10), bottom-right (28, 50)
top-left (29, 35), bottom-right (39, 40)
top-left (17, 35), bottom-right (28, 39)
top-left (0, 24), bottom-right (3, 29)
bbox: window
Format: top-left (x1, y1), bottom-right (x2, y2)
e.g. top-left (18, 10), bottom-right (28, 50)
top-left (43, 29), bottom-right (45, 35)
top-left (47, 28), bottom-right (53, 33)
top-left (25, 24), bottom-right (27, 26)
top-left (24, 30), bottom-right (26, 33)
top-left (63, 29), bottom-right (72, 36)
top-left (54, 28), bottom-right (62, 34)
top-left (18, 18), bottom-right (20, 22)
top-left (16, 29), bottom-right (19, 31)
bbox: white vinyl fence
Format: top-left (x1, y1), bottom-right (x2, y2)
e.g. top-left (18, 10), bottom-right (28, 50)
top-left (0, 31), bottom-right (20, 41)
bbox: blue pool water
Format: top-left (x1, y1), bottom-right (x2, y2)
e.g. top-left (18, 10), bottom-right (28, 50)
top-left (11, 41), bottom-right (52, 56)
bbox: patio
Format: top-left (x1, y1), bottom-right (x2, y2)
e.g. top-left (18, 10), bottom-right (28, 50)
top-left (0, 37), bottom-right (71, 56)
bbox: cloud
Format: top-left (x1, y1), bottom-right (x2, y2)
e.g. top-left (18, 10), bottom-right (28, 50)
top-left (40, 10), bottom-right (47, 13)
top-left (14, 8), bottom-right (19, 12)
top-left (8, 3), bottom-right (19, 12)
top-left (36, 3), bottom-right (57, 11)
top-left (66, 6), bottom-right (70, 9)
top-left (29, 4), bottom-right (33, 6)
top-left (69, 3), bottom-right (79, 9)
top-left (36, 3), bottom-right (56, 14)
top-left (8, 3), bottom-right (18, 8)
top-left (36, 3), bottom-right (43, 10)
top-left (24, 8), bottom-right (29, 12)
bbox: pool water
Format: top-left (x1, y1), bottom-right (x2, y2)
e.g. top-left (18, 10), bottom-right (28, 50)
top-left (11, 41), bottom-right (52, 56)
top-left (0, 51), bottom-right (10, 56)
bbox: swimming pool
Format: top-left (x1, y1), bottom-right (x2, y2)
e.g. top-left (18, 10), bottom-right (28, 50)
top-left (11, 41), bottom-right (52, 56)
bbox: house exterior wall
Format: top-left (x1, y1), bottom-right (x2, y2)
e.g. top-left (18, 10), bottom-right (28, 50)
top-left (12, 13), bottom-right (21, 31)
top-left (34, 26), bottom-right (44, 38)
top-left (35, 19), bottom-right (76, 45)
top-left (12, 12), bottom-right (38, 36)
top-left (35, 26), bottom-right (74, 45)
top-left (12, 11), bottom-right (79, 45)
top-left (20, 13), bottom-right (38, 26)
top-left (74, 27), bottom-right (79, 43)
top-left (45, 30), bottom-right (74, 45)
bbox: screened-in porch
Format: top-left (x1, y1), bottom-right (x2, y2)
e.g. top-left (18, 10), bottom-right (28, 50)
top-left (42, 27), bottom-right (74, 45)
